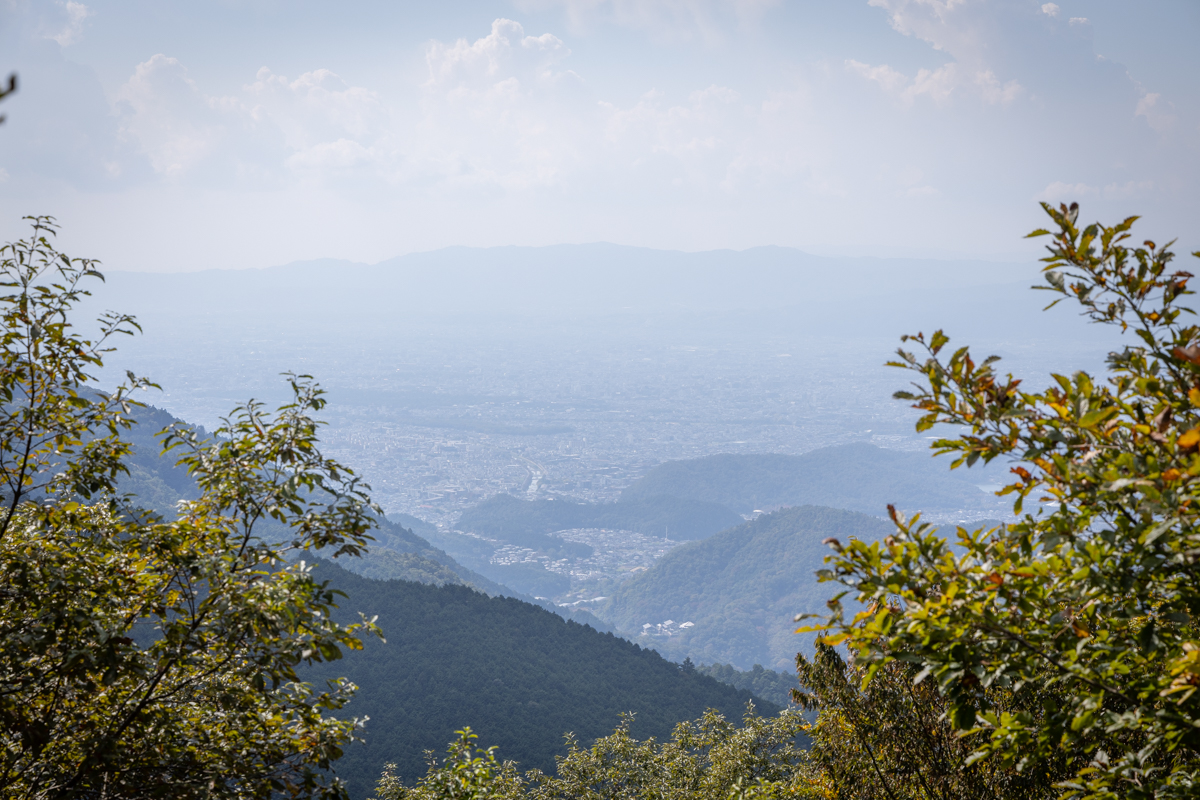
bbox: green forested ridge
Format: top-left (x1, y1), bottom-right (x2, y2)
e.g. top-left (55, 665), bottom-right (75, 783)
top-left (301, 561), bottom-right (777, 799)
top-left (365, 517), bottom-right (512, 593)
top-left (386, 512), bottom-right (440, 539)
top-left (692, 662), bottom-right (801, 708)
top-left (457, 492), bottom-right (743, 543)
top-left (107, 401), bottom-right (203, 516)
top-left (374, 516), bottom-right (612, 630)
top-left (620, 443), bottom-right (1000, 516)
top-left (597, 505), bottom-right (893, 670)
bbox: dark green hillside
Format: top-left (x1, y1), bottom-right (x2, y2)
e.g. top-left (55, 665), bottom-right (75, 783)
top-left (111, 402), bottom-right (204, 516)
top-left (620, 443), bottom-right (1000, 516)
top-left (341, 517), bottom-right (613, 631)
top-left (305, 562), bottom-right (776, 798)
top-left (598, 506), bottom-right (894, 671)
top-left (386, 512), bottom-right (440, 539)
top-left (457, 492), bottom-right (742, 542)
top-left (364, 516), bottom-right (512, 593)
top-left (694, 662), bottom-right (801, 708)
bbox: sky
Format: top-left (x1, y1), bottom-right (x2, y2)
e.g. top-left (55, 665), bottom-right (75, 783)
top-left (0, 0), bottom-right (1196, 272)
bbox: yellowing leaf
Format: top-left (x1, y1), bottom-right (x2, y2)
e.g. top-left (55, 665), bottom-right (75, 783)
top-left (1079, 406), bottom-right (1118, 428)
top-left (1179, 428), bottom-right (1200, 450)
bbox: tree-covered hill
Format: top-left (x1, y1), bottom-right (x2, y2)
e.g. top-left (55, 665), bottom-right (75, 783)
top-left (597, 505), bottom-right (894, 671)
top-left (304, 561), bottom-right (778, 799)
top-left (693, 662), bottom-right (801, 708)
top-left (620, 443), bottom-right (1001, 517)
top-left (109, 401), bottom-right (204, 516)
top-left (457, 492), bottom-right (743, 543)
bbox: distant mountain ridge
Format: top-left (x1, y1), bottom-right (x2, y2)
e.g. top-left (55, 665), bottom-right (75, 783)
top-left (620, 444), bottom-right (1003, 518)
top-left (103, 243), bottom-right (1036, 316)
top-left (80, 243), bottom-right (1084, 347)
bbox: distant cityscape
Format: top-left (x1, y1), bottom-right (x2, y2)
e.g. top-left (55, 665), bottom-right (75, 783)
top-left (113, 315), bottom-right (937, 525)
top-left (309, 339), bottom-right (927, 527)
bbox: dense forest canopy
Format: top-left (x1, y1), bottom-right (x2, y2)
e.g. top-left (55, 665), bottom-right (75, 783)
top-left (302, 563), bottom-right (776, 798)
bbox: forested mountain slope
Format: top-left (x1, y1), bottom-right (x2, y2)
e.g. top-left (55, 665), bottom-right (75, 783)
top-left (693, 662), bottom-right (801, 708)
top-left (620, 443), bottom-right (1001, 517)
top-left (305, 562), bottom-right (777, 798)
top-left (598, 506), bottom-right (894, 671)
top-left (112, 402), bottom-right (203, 516)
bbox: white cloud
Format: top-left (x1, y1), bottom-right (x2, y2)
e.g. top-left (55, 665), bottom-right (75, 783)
top-left (1102, 180), bottom-right (1154, 199)
top-left (1036, 180), bottom-right (1154, 202)
top-left (116, 55), bottom-right (230, 177)
top-left (425, 18), bottom-right (572, 90)
top-left (411, 20), bottom-right (592, 189)
top-left (1135, 92), bottom-right (1176, 132)
top-left (865, 0), bottom-right (1024, 103)
top-left (245, 67), bottom-right (387, 152)
top-left (285, 139), bottom-right (377, 172)
top-left (1040, 3), bottom-right (1059, 18)
top-left (601, 84), bottom-right (742, 164)
top-left (974, 69), bottom-right (1022, 105)
top-left (116, 56), bottom-right (393, 181)
top-left (515, 0), bottom-right (780, 43)
top-left (846, 59), bottom-right (1018, 106)
top-left (44, 1), bottom-right (92, 46)
top-left (1036, 180), bottom-right (1096, 202)
top-left (845, 60), bottom-right (909, 94)
top-left (868, 0), bottom-right (974, 55)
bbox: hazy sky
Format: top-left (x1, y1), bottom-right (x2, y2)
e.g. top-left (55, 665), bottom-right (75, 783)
top-left (0, 0), bottom-right (1195, 271)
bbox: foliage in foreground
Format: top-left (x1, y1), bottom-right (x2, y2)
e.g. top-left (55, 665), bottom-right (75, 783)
top-left (373, 707), bottom-right (822, 800)
top-left (0, 217), bottom-right (379, 799)
top-left (796, 642), bottom-right (1078, 799)
top-left (804, 204), bottom-right (1200, 798)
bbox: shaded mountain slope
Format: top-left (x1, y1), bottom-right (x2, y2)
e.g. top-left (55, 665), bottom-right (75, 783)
top-left (598, 506), bottom-right (894, 671)
top-left (305, 562), bottom-right (777, 798)
top-left (358, 516), bottom-right (612, 631)
top-left (694, 663), bottom-right (801, 709)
